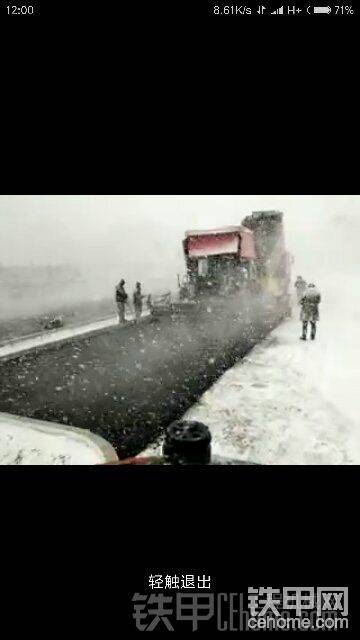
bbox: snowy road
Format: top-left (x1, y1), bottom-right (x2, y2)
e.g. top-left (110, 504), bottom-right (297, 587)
top-left (0, 311), bottom-right (151, 359)
top-left (0, 316), bottom-right (117, 359)
top-left (144, 284), bottom-right (360, 464)
top-left (183, 287), bottom-right (360, 464)
top-left (185, 319), bottom-right (358, 464)
top-left (2, 281), bottom-right (359, 464)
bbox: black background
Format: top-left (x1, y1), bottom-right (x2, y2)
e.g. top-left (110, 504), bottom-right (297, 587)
top-left (1, 0), bottom-right (358, 634)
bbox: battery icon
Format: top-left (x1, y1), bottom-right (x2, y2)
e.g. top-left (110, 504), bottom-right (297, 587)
top-left (313, 6), bottom-right (331, 13)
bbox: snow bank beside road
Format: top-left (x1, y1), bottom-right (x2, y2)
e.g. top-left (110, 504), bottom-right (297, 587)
top-left (185, 304), bottom-right (360, 464)
top-left (0, 310), bottom-right (151, 359)
top-left (0, 316), bottom-right (118, 359)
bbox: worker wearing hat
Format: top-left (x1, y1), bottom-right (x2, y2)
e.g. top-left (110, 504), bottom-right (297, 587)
top-left (115, 279), bottom-right (128, 324)
top-left (300, 282), bottom-right (321, 340)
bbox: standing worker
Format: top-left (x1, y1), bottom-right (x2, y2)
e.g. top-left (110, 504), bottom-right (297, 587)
top-left (294, 275), bottom-right (307, 304)
top-left (300, 283), bottom-right (321, 341)
top-left (133, 281), bottom-right (144, 322)
top-left (115, 278), bottom-right (128, 324)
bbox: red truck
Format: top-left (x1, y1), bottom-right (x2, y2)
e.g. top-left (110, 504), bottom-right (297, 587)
top-left (182, 225), bottom-right (257, 297)
top-left (181, 212), bottom-right (291, 312)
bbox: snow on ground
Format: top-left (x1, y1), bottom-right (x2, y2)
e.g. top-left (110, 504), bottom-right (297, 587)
top-left (183, 283), bottom-right (360, 465)
top-left (185, 319), bottom-right (357, 465)
top-left (0, 310), bottom-right (150, 359)
top-left (0, 309), bottom-right (145, 465)
top-left (145, 281), bottom-right (360, 465)
top-left (0, 412), bottom-right (117, 465)
top-left (2, 276), bottom-right (359, 465)
top-left (0, 316), bottom-right (117, 359)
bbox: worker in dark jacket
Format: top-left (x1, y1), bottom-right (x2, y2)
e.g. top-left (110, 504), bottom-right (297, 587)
top-left (133, 282), bottom-right (144, 321)
top-left (300, 283), bottom-right (321, 340)
top-left (115, 279), bottom-right (128, 324)
top-left (294, 275), bottom-right (307, 303)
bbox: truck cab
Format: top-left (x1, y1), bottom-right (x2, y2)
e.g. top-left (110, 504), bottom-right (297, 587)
top-left (182, 225), bottom-right (256, 300)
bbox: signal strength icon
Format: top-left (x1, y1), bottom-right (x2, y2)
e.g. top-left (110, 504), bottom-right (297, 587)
top-left (271, 6), bottom-right (284, 13)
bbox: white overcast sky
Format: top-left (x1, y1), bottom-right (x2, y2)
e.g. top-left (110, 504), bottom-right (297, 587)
top-left (0, 195), bottom-right (359, 292)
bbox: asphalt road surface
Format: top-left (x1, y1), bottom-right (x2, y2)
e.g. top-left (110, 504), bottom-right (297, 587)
top-left (0, 294), bottom-right (284, 458)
